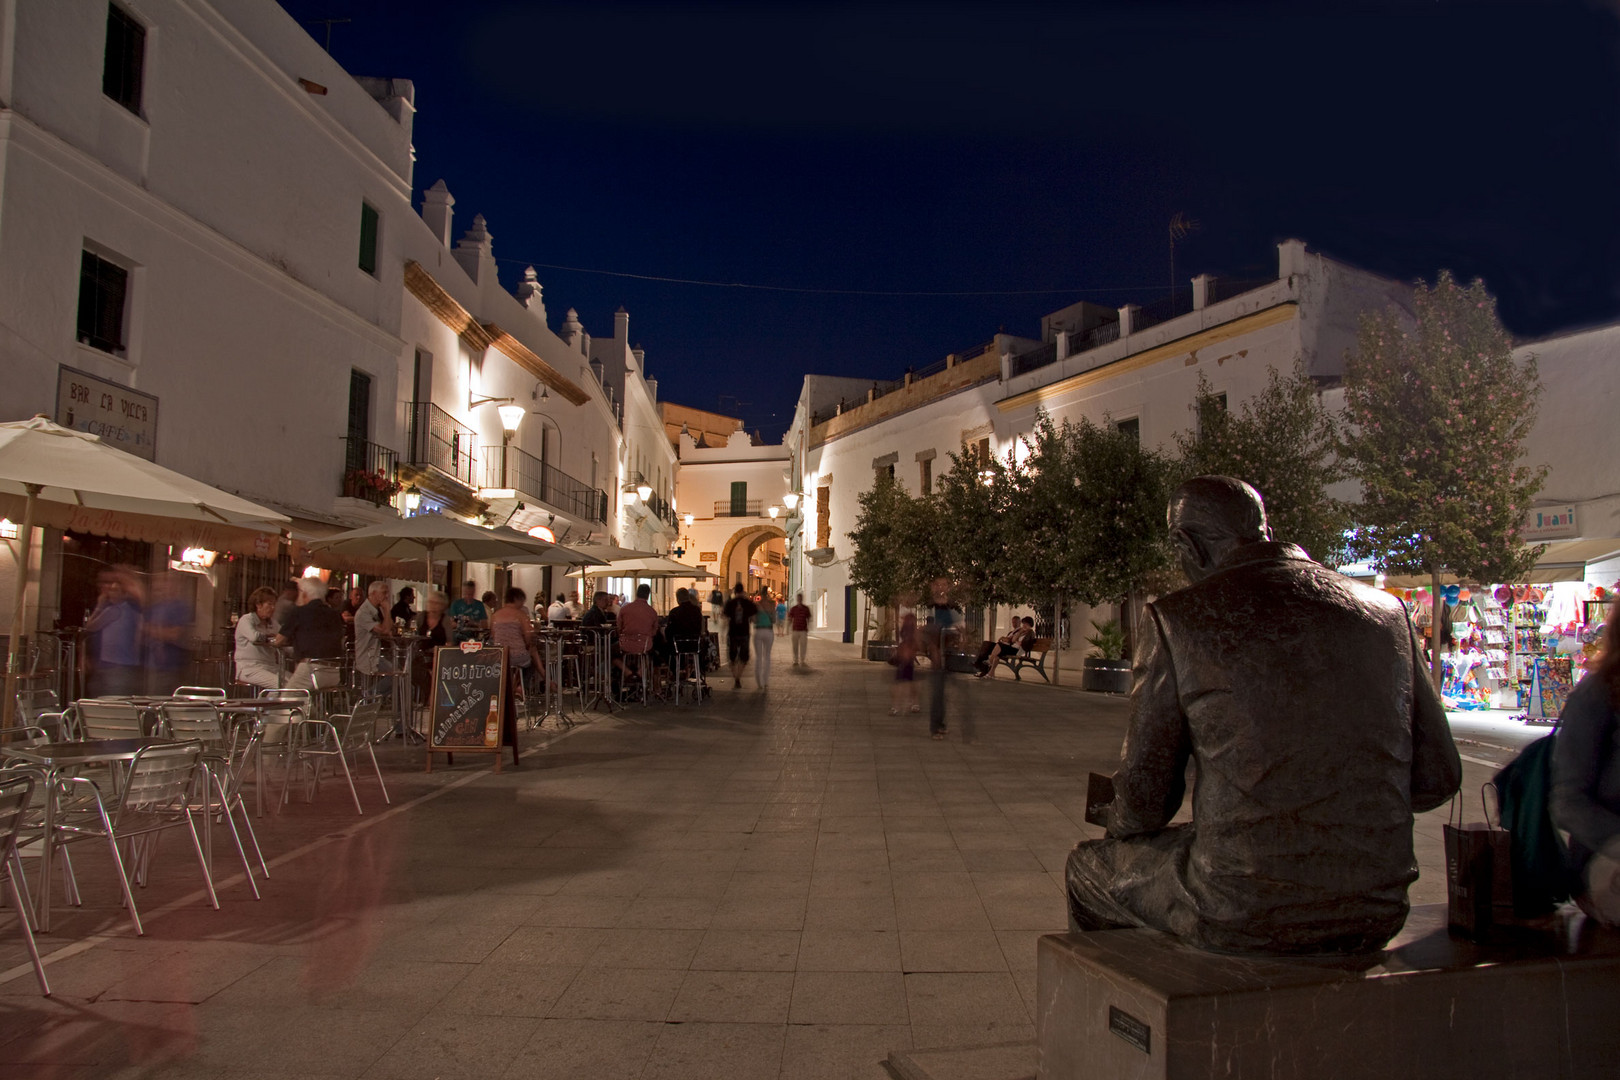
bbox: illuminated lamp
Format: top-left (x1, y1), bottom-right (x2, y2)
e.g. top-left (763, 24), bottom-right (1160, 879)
top-left (528, 524), bottom-right (556, 543)
top-left (782, 492), bottom-right (799, 509)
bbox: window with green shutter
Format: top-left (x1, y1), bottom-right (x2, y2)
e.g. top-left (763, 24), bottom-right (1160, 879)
top-left (358, 203), bottom-right (380, 275)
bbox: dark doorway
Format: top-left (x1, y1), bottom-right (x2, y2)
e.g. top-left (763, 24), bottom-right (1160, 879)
top-left (843, 585), bottom-right (856, 643)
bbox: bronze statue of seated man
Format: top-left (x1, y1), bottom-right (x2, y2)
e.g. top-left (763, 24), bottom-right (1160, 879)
top-left (1066, 476), bottom-right (1462, 955)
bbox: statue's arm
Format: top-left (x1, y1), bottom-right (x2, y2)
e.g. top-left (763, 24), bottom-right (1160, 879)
top-left (1107, 604), bottom-right (1191, 838)
top-left (1408, 621), bottom-right (1462, 813)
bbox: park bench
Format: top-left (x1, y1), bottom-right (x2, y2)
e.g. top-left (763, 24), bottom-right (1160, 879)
top-left (1006, 637), bottom-right (1052, 682)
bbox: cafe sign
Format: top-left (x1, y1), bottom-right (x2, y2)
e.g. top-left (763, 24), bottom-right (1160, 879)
top-left (56, 365), bottom-right (158, 461)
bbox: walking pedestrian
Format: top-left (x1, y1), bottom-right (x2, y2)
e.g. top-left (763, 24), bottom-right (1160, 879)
top-left (84, 565), bottom-right (143, 698)
top-left (891, 612), bottom-right (919, 715)
top-left (926, 577), bottom-right (961, 739)
top-left (721, 584), bottom-right (758, 689)
top-left (754, 588), bottom-right (777, 688)
top-left (788, 592), bottom-right (812, 665)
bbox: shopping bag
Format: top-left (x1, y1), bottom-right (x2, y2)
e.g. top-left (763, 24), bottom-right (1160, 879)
top-left (1444, 788), bottom-right (1513, 940)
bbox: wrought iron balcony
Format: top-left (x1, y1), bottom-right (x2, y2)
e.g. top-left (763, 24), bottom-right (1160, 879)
top-left (340, 436), bottom-right (399, 507)
top-left (405, 401), bottom-right (477, 488)
top-left (480, 444), bottom-right (608, 524)
top-left (714, 499), bottom-right (764, 518)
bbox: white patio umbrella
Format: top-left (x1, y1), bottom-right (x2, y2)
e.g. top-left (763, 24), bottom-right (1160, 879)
top-left (308, 513), bottom-right (586, 584)
top-left (0, 415), bottom-right (289, 722)
top-left (563, 542), bottom-right (660, 566)
top-left (590, 555), bottom-right (712, 580)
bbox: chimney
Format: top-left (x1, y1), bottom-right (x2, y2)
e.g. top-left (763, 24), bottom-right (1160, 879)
top-left (631, 345), bottom-right (645, 370)
top-left (421, 180), bottom-right (454, 248)
top-left (560, 307), bottom-right (584, 350)
top-left (613, 306), bottom-right (629, 343)
top-left (453, 213), bottom-right (495, 285)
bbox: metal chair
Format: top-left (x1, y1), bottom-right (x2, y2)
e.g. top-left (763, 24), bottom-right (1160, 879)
top-left (172, 686), bottom-right (226, 701)
top-left (672, 639), bottom-right (705, 705)
top-left (281, 701), bottom-right (391, 815)
top-left (156, 702), bottom-right (266, 894)
top-left (51, 741), bottom-right (217, 936)
top-left (74, 700), bottom-right (149, 740)
top-left (0, 773), bottom-right (49, 995)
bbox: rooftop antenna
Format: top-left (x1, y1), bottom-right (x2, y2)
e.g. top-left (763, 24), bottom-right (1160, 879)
top-left (311, 17), bottom-right (351, 53)
top-left (1169, 212), bottom-right (1200, 296)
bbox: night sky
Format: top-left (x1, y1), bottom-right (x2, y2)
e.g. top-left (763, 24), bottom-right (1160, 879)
top-left (276, 1), bottom-right (1620, 440)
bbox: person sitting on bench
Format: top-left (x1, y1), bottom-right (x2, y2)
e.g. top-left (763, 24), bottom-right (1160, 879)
top-left (975, 617), bottom-right (1036, 679)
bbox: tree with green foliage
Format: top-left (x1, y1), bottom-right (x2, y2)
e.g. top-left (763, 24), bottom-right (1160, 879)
top-left (1174, 363), bottom-right (1349, 566)
top-left (931, 448), bottom-right (1016, 613)
top-left (1340, 271), bottom-right (1546, 688)
top-left (846, 471), bottom-right (940, 648)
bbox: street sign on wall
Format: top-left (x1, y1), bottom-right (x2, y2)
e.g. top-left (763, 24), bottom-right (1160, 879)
top-left (56, 365), bottom-right (158, 461)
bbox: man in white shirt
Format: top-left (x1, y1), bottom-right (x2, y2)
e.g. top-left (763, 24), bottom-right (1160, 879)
top-left (353, 580), bottom-right (395, 692)
top-left (547, 593), bottom-right (571, 624)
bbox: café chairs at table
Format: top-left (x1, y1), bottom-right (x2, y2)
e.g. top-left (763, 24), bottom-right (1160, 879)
top-left (74, 700), bottom-right (149, 740)
top-left (172, 686), bottom-right (226, 701)
top-left (281, 700), bottom-right (391, 815)
top-left (50, 740), bottom-right (225, 936)
top-left (157, 701), bottom-right (268, 889)
top-left (0, 773), bottom-right (49, 995)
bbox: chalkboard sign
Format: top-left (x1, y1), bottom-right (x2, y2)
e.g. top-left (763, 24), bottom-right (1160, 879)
top-left (426, 643), bottom-right (507, 770)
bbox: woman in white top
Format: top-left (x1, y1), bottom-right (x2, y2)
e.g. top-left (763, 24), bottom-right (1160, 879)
top-left (234, 586), bottom-right (283, 689)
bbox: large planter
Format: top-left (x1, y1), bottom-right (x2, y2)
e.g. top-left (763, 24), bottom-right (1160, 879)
top-left (866, 643), bottom-right (895, 663)
top-left (1080, 656), bottom-right (1131, 694)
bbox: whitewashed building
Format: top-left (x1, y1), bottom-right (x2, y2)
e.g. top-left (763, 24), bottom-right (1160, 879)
top-left (0, 0), bottom-right (666, 654)
top-left (672, 426), bottom-right (795, 601)
top-left (787, 240), bottom-right (1412, 653)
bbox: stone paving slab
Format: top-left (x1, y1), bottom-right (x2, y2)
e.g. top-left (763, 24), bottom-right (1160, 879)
top-left (0, 643), bottom-right (1484, 1077)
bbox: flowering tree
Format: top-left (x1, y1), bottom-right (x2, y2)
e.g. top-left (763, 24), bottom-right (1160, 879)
top-left (1174, 364), bottom-right (1349, 566)
top-left (1340, 271), bottom-right (1545, 687)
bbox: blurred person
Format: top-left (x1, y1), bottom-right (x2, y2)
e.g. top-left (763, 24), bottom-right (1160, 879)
top-left (547, 593), bottom-right (570, 624)
top-left (353, 580), bottom-right (395, 693)
top-left (391, 587), bottom-right (416, 626)
top-left (491, 587), bottom-right (545, 687)
top-left (1553, 600), bottom-right (1620, 926)
top-left (234, 586), bottom-right (283, 690)
top-left (618, 584), bottom-right (660, 693)
top-left (413, 590), bottom-right (451, 702)
top-left (481, 589), bottom-right (498, 612)
top-left (566, 592), bottom-right (584, 620)
top-left (325, 586), bottom-right (344, 610)
top-left (581, 590), bottom-right (615, 628)
top-left (788, 592), bottom-right (812, 666)
top-left (272, 580), bottom-right (299, 628)
top-left (891, 612), bottom-right (920, 715)
top-left (926, 578), bottom-right (962, 740)
top-left (274, 576), bottom-right (345, 691)
top-left (84, 565), bottom-right (143, 697)
top-left (449, 580), bottom-right (489, 643)
top-left (753, 587), bottom-right (777, 688)
top-left (722, 584), bottom-right (758, 689)
top-left (143, 570), bottom-right (193, 695)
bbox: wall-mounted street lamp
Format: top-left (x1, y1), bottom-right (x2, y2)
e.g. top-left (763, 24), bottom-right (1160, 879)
top-left (684, 513), bottom-right (694, 527)
top-left (404, 485), bottom-right (422, 512)
top-left (782, 491), bottom-right (799, 510)
top-left (636, 481), bottom-right (653, 502)
top-left (768, 506), bottom-right (779, 520)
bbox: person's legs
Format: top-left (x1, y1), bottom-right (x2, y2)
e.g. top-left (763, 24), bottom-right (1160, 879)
top-left (973, 641), bottom-right (995, 674)
top-left (1064, 826), bottom-right (1194, 935)
top-left (754, 629), bottom-right (773, 687)
top-left (929, 666), bottom-right (947, 736)
top-left (728, 634), bottom-right (748, 688)
top-left (792, 629), bottom-right (807, 665)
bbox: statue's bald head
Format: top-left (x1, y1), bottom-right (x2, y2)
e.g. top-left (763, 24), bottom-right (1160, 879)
top-left (1168, 476), bottom-right (1271, 582)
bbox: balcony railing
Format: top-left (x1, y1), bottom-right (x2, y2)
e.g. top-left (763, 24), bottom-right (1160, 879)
top-left (405, 401), bottom-right (477, 487)
top-left (645, 492), bottom-right (678, 528)
top-left (480, 444), bottom-right (608, 524)
top-left (340, 436), bottom-right (398, 507)
top-left (714, 499), bottom-right (764, 518)
top-left (1009, 341), bottom-right (1057, 377)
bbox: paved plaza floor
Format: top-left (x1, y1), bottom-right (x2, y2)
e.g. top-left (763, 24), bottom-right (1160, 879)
top-left (0, 644), bottom-right (1496, 1079)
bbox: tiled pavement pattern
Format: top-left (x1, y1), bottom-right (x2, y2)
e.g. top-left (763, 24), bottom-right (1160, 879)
top-left (0, 644), bottom-right (1492, 1079)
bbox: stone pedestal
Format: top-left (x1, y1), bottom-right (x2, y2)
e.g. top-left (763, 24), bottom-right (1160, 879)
top-left (1035, 905), bottom-right (1620, 1080)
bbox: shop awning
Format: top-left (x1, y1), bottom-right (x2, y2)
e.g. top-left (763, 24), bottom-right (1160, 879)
top-left (1347, 537), bottom-right (1620, 587)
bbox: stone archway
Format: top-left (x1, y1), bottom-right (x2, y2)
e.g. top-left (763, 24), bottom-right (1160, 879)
top-left (718, 524), bottom-right (787, 592)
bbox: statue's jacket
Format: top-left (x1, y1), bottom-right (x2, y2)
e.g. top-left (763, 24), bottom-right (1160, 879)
top-left (1100, 541), bottom-right (1462, 954)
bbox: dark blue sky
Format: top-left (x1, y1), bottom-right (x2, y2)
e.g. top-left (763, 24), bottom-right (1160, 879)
top-left (278, 1), bottom-right (1620, 439)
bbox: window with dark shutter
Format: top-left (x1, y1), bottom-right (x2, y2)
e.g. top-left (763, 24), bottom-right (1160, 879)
top-left (102, 4), bottom-right (146, 114)
top-left (358, 203), bottom-right (380, 274)
top-left (77, 251), bottom-right (129, 354)
top-left (1116, 417), bottom-right (1140, 443)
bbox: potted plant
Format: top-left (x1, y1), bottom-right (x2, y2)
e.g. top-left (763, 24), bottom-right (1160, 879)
top-left (1080, 618), bottom-right (1132, 693)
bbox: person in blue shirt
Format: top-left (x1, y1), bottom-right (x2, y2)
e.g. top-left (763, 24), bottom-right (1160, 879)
top-left (448, 579), bottom-right (489, 643)
top-left (85, 566), bottom-right (143, 697)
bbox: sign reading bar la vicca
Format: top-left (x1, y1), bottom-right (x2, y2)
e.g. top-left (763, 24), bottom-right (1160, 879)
top-left (56, 365), bottom-right (158, 461)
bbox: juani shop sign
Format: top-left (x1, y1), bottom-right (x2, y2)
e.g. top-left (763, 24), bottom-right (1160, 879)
top-left (56, 365), bottom-right (159, 461)
top-left (1524, 506), bottom-right (1578, 541)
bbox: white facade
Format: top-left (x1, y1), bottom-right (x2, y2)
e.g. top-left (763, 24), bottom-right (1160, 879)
top-left (673, 428), bottom-right (795, 599)
top-left (0, 0), bottom-right (665, 639)
top-left (788, 240), bottom-right (1413, 649)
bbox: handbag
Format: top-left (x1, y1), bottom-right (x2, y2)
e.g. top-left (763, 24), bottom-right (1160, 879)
top-left (1444, 784), bottom-right (1514, 940)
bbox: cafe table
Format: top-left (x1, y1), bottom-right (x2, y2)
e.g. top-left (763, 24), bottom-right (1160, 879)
top-left (0, 737), bottom-right (187, 933)
top-left (213, 698), bottom-right (306, 817)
